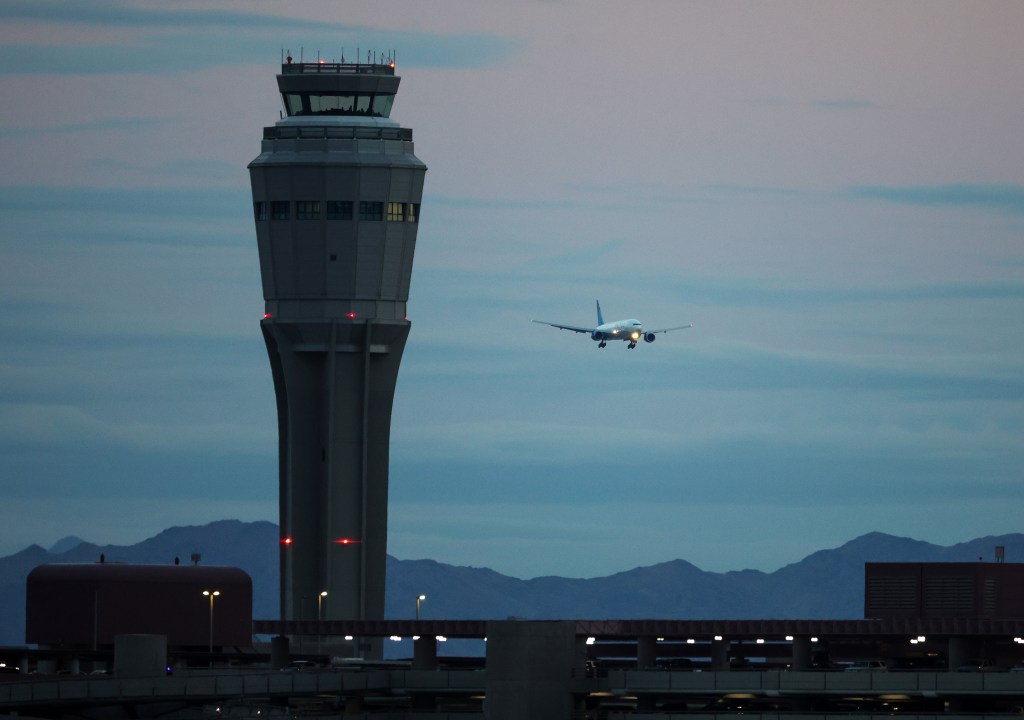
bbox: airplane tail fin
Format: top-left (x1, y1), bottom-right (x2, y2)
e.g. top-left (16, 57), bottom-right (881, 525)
top-left (595, 300), bottom-right (604, 326)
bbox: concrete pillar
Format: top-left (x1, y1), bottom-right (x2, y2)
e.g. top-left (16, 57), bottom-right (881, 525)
top-left (485, 620), bottom-right (577, 720)
top-left (114, 634), bottom-right (167, 678)
top-left (344, 696), bottom-right (364, 712)
top-left (637, 636), bottom-right (656, 669)
top-left (730, 641), bottom-right (747, 669)
top-left (947, 636), bottom-right (974, 671)
top-left (791, 636), bottom-right (812, 670)
top-left (711, 639), bottom-right (729, 670)
top-left (270, 635), bottom-right (290, 669)
top-left (413, 636), bottom-right (438, 670)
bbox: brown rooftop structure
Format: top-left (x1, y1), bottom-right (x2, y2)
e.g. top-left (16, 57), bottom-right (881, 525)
top-left (26, 564), bottom-right (252, 649)
top-left (865, 561), bottom-right (1024, 620)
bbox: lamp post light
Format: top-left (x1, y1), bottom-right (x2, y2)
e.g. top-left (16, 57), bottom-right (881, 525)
top-left (416, 594), bottom-right (426, 620)
top-left (202, 590), bottom-right (220, 666)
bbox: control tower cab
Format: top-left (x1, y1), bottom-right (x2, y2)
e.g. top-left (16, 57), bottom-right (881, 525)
top-left (277, 59), bottom-right (399, 119)
top-left (249, 57), bottom-right (426, 634)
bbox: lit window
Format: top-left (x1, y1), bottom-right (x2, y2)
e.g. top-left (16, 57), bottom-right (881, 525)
top-left (408, 203), bottom-right (420, 223)
top-left (296, 201), bottom-right (320, 220)
top-left (359, 201), bottom-right (383, 221)
top-left (253, 201), bottom-right (267, 221)
top-left (326, 201), bottom-right (353, 220)
top-left (270, 201), bottom-right (289, 221)
top-left (387, 202), bottom-right (405, 221)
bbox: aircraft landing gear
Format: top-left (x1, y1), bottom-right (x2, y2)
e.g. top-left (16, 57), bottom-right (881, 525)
top-left (628, 342), bottom-right (637, 349)
top-left (598, 341), bottom-right (607, 348)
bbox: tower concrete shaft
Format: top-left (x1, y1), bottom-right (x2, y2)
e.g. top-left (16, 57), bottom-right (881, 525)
top-left (249, 58), bottom-right (426, 624)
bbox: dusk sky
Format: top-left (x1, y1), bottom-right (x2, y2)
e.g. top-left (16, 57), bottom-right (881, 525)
top-left (2, 0), bottom-right (1022, 579)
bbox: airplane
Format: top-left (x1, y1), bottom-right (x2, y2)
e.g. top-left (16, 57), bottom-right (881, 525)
top-left (532, 300), bottom-right (692, 349)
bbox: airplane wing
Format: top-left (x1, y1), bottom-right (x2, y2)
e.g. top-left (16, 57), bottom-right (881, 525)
top-left (531, 319), bottom-right (595, 334)
top-left (645, 323), bottom-right (694, 335)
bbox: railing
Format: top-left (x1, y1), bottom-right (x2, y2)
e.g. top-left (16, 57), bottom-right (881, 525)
top-left (262, 126), bottom-right (412, 142)
top-left (0, 668), bottom-right (486, 708)
top-left (281, 62), bottom-right (395, 76)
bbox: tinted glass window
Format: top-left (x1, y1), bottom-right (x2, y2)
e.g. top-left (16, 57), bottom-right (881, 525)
top-left (359, 201), bottom-right (383, 221)
top-left (296, 201), bottom-right (320, 220)
top-left (327, 201), bottom-right (353, 220)
top-left (270, 201), bottom-right (289, 220)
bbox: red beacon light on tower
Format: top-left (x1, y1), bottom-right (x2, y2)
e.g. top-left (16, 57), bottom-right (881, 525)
top-left (333, 537), bottom-right (362, 545)
top-left (280, 537), bottom-right (293, 546)
top-left (346, 312), bottom-right (356, 319)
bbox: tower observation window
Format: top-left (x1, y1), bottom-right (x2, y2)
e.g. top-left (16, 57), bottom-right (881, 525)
top-left (270, 201), bottom-right (290, 220)
top-left (282, 93), bottom-right (395, 118)
top-left (296, 200), bottom-right (321, 220)
top-left (387, 202), bottom-right (406, 221)
top-left (327, 201), bottom-right (353, 220)
top-left (360, 201), bottom-right (384, 221)
top-left (253, 201), bottom-right (267, 221)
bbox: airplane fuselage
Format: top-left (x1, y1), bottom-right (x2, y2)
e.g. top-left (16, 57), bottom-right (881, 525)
top-left (592, 319), bottom-right (643, 344)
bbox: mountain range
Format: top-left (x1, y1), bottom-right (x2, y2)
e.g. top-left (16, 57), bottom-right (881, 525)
top-left (1, 520), bottom-right (1020, 647)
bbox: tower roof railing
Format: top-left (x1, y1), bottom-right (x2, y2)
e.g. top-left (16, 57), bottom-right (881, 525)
top-left (281, 61), bottom-right (396, 76)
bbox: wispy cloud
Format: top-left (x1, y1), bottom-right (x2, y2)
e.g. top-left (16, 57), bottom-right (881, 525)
top-left (812, 98), bottom-right (881, 110)
top-left (4, 117), bottom-right (172, 137)
top-left (0, 1), bottom-right (519, 74)
top-left (850, 184), bottom-right (1024, 215)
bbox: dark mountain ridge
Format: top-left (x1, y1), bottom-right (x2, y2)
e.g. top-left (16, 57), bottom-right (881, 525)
top-left (1, 521), bottom-right (1020, 646)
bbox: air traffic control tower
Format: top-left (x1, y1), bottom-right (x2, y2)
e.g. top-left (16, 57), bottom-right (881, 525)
top-left (249, 55), bottom-right (426, 627)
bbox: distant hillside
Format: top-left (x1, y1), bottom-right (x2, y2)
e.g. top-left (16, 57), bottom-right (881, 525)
top-left (1, 522), bottom-right (1021, 646)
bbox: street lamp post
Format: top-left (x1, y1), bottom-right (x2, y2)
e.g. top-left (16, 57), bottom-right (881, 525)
top-left (317, 591), bottom-right (327, 654)
top-left (202, 590), bottom-right (220, 666)
top-left (416, 594), bottom-right (426, 620)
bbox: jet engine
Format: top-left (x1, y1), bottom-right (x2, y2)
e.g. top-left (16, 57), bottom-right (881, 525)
top-left (644, 332), bottom-right (657, 343)
top-left (591, 331), bottom-right (604, 342)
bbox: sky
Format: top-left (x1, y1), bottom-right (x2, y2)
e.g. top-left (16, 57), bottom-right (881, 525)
top-left (1, 0), bottom-right (1023, 580)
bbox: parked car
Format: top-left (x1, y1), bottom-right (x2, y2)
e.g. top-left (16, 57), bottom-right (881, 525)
top-left (844, 660), bottom-right (888, 672)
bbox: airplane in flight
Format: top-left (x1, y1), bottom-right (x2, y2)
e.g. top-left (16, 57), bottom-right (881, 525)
top-left (532, 300), bottom-right (692, 349)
